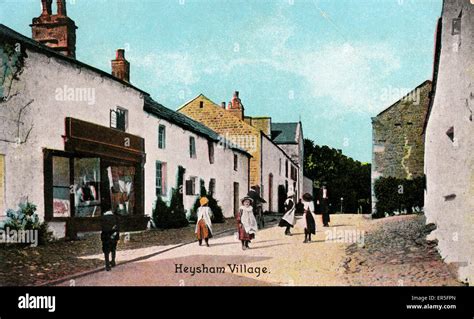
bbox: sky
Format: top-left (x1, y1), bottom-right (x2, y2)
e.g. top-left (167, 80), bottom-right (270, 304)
top-left (0, 0), bottom-right (443, 162)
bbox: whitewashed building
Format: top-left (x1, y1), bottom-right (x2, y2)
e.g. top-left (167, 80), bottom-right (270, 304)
top-left (0, 1), bottom-right (250, 238)
top-left (424, 0), bottom-right (474, 284)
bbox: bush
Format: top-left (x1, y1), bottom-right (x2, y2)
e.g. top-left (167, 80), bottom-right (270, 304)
top-left (191, 181), bottom-right (225, 224)
top-left (2, 201), bottom-right (53, 245)
top-left (373, 176), bottom-right (425, 218)
top-left (152, 189), bottom-right (189, 229)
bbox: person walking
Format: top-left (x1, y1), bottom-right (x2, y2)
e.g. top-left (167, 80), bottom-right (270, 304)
top-left (101, 210), bottom-right (120, 271)
top-left (237, 196), bottom-right (258, 250)
top-left (302, 193), bottom-right (317, 243)
top-left (195, 196), bottom-right (213, 247)
top-left (278, 190), bottom-right (296, 236)
top-left (321, 185), bottom-right (330, 227)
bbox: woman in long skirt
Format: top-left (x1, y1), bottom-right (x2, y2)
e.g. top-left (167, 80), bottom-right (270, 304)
top-left (195, 197), bottom-right (213, 247)
top-left (302, 193), bottom-right (318, 243)
top-left (278, 190), bottom-right (296, 236)
top-left (237, 196), bottom-right (258, 250)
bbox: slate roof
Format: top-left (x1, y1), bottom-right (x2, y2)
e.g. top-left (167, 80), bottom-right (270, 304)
top-left (271, 122), bottom-right (299, 144)
top-left (144, 96), bottom-right (250, 156)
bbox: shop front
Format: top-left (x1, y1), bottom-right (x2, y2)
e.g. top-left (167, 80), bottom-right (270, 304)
top-left (43, 118), bottom-right (148, 238)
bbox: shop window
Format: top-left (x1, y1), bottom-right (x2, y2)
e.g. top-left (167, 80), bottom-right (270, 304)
top-left (208, 140), bottom-right (214, 164)
top-left (189, 136), bottom-right (196, 159)
top-left (209, 178), bottom-right (216, 196)
top-left (158, 125), bottom-right (166, 149)
top-left (233, 154), bottom-right (238, 171)
top-left (156, 161), bottom-right (167, 197)
top-left (74, 158), bottom-right (101, 217)
top-left (185, 177), bottom-right (197, 195)
top-left (110, 107), bottom-right (128, 132)
top-left (0, 155), bottom-right (5, 216)
top-left (107, 165), bottom-right (136, 216)
top-left (52, 156), bottom-right (71, 217)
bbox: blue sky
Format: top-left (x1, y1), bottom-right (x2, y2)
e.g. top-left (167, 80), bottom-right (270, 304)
top-left (0, 0), bottom-right (443, 162)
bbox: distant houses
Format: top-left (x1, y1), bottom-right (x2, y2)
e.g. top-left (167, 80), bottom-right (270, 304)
top-left (0, 0), bottom-right (311, 238)
top-left (371, 80), bottom-right (431, 215)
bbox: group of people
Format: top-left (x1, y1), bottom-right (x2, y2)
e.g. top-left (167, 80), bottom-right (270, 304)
top-left (99, 189), bottom-right (330, 271)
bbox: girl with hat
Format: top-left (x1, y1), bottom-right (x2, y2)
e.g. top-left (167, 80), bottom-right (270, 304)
top-left (278, 190), bottom-right (296, 236)
top-left (237, 196), bottom-right (258, 250)
top-left (195, 196), bottom-right (213, 247)
top-left (302, 193), bottom-right (317, 243)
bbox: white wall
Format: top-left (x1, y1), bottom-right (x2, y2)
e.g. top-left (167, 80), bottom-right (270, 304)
top-left (424, 0), bottom-right (474, 284)
top-left (0, 49), bottom-right (144, 221)
top-left (261, 135), bottom-right (296, 212)
top-left (142, 114), bottom-right (249, 218)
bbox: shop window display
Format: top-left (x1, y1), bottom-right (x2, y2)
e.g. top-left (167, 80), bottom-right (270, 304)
top-left (52, 156), bottom-right (70, 217)
top-left (107, 166), bottom-right (135, 216)
top-left (74, 158), bottom-right (101, 217)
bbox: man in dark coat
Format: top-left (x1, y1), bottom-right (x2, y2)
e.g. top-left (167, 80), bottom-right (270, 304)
top-left (321, 185), bottom-right (330, 227)
top-left (101, 210), bottom-right (120, 271)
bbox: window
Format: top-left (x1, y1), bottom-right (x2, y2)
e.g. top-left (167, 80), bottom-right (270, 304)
top-left (158, 125), bottom-right (166, 149)
top-left (452, 18), bottom-right (461, 35)
top-left (155, 161), bottom-right (167, 197)
top-left (189, 136), bottom-right (196, 158)
top-left (285, 160), bottom-right (289, 178)
top-left (446, 126), bottom-right (454, 142)
top-left (185, 176), bottom-right (197, 195)
top-left (233, 154), bottom-right (238, 171)
top-left (52, 156), bottom-right (71, 217)
top-left (110, 107), bottom-right (128, 132)
top-left (279, 158), bottom-right (282, 176)
top-left (208, 140), bottom-right (214, 164)
top-left (199, 101), bottom-right (204, 108)
top-left (209, 178), bottom-right (216, 196)
top-left (74, 158), bottom-right (101, 217)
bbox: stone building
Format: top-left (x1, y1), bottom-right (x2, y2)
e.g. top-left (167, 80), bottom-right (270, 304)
top-left (0, 0), bottom-right (250, 238)
top-left (424, 0), bottom-right (474, 284)
top-left (177, 93), bottom-right (309, 213)
top-left (371, 80), bottom-right (432, 214)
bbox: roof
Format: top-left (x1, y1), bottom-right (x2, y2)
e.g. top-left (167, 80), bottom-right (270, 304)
top-left (0, 24), bottom-right (148, 95)
top-left (144, 96), bottom-right (250, 156)
top-left (375, 80), bottom-right (432, 117)
top-left (271, 122), bottom-right (299, 144)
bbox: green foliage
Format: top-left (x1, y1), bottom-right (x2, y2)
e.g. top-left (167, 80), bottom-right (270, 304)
top-left (373, 176), bottom-right (425, 218)
top-left (190, 180), bottom-right (224, 224)
top-left (304, 139), bottom-right (372, 214)
top-left (2, 201), bottom-right (53, 245)
top-left (152, 189), bottom-right (189, 229)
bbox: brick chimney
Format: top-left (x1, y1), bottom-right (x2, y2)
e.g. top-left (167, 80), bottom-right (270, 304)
top-left (31, 0), bottom-right (78, 58)
top-left (227, 91), bottom-right (244, 120)
top-left (111, 49), bottom-right (130, 83)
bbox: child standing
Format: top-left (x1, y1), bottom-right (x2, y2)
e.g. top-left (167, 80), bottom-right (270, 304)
top-left (195, 197), bottom-right (213, 247)
top-left (237, 196), bottom-right (258, 250)
top-left (101, 210), bottom-right (120, 271)
top-left (278, 190), bottom-right (296, 236)
top-left (302, 193), bottom-right (317, 243)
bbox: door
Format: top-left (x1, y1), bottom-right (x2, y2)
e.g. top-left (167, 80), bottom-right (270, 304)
top-left (268, 174), bottom-right (273, 212)
top-left (233, 182), bottom-right (239, 217)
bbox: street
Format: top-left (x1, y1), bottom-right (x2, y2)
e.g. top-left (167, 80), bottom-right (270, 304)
top-left (59, 215), bottom-right (372, 286)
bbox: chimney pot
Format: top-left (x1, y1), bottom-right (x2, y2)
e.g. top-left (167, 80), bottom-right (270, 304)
top-left (234, 91), bottom-right (239, 98)
top-left (221, 102), bottom-right (226, 108)
top-left (41, 0), bottom-right (52, 15)
top-left (57, 0), bottom-right (67, 16)
top-left (116, 49), bottom-right (125, 60)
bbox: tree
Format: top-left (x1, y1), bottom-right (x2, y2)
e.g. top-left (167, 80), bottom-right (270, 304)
top-left (303, 139), bottom-right (371, 214)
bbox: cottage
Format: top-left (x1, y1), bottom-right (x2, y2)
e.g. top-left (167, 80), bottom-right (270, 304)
top-left (177, 92), bottom-right (311, 213)
top-left (0, 0), bottom-right (250, 238)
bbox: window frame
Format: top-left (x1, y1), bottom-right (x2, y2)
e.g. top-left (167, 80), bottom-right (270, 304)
top-left (189, 136), bottom-right (197, 159)
top-left (158, 124), bottom-right (166, 149)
